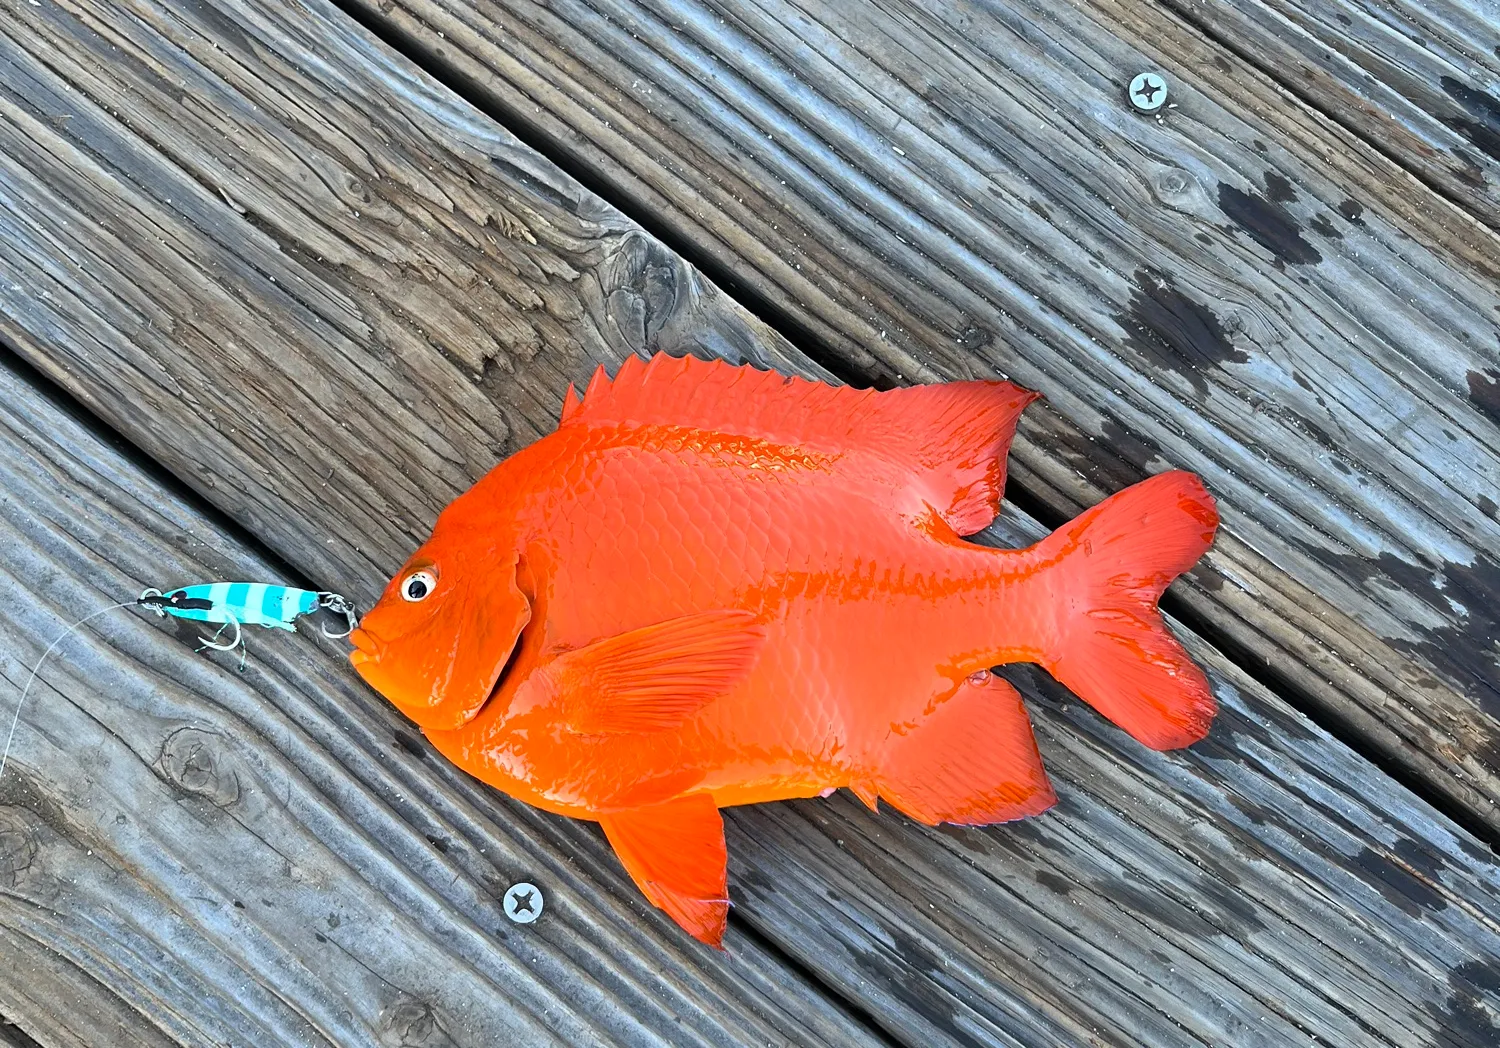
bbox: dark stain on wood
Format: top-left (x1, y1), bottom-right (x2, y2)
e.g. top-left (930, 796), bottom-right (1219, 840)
top-left (394, 730), bottom-right (429, 761)
top-left (1393, 836), bottom-right (1449, 882)
top-left (1102, 881), bottom-right (1223, 938)
top-left (1223, 791), bottom-right (1270, 826)
top-left (1426, 960), bottom-right (1500, 1047)
top-left (1217, 184), bottom-right (1323, 265)
top-left (850, 929), bottom-right (962, 1041)
top-left (1440, 78), bottom-right (1500, 163)
top-left (1096, 419), bottom-right (1163, 473)
top-left (1479, 494), bottom-right (1498, 521)
top-left (1196, 874), bottom-right (1266, 935)
top-left (1451, 148), bottom-right (1489, 187)
top-left (1308, 548), bottom-right (1500, 720)
top-left (1196, 711), bottom-right (1293, 763)
top-left (1034, 869), bottom-right (1074, 896)
top-left (1354, 848), bottom-right (1447, 916)
top-left (1119, 270), bottom-right (1247, 395)
top-left (1337, 198), bottom-right (1366, 225)
top-left (955, 323), bottom-right (995, 353)
top-left (1309, 214), bottom-right (1341, 239)
top-left (1264, 171), bottom-right (1299, 203)
top-left (1469, 368), bottom-right (1500, 428)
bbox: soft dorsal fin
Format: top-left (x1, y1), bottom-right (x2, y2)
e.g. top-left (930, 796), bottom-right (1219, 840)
top-left (560, 353), bottom-right (1038, 534)
top-left (539, 610), bottom-right (767, 735)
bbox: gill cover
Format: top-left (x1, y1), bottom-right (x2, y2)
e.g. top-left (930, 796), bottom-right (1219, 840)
top-left (351, 548), bottom-right (531, 731)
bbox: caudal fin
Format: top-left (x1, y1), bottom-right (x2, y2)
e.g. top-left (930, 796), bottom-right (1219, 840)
top-left (1036, 471), bottom-right (1219, 749)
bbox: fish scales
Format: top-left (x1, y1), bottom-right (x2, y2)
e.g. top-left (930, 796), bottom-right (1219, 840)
top-left (349, 353), bottom-right (1219, 947)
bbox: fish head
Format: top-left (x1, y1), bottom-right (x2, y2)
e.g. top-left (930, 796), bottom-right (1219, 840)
top-left (348, 526), bottom-right (532, 732)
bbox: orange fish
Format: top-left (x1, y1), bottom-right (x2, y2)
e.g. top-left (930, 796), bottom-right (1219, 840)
top-left (350, 354), bottom-right (1218, 946)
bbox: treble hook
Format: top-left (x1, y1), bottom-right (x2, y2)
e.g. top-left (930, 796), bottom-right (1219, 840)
top-left (317, 592), bottom-right (359, 639)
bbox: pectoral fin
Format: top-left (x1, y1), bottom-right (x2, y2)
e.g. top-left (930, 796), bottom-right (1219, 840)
top-left (548, 611), bottom-right (766, 734)
top-left (878, 671), bottom-right (1056, 826)
top-left (599, 793), bottom-right (730, 948)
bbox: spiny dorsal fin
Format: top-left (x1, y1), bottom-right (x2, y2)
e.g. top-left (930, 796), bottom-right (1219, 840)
top-left (558, 353), bottom-right (1039, 535)
top-left (560, 382), bottom-right (583, 424)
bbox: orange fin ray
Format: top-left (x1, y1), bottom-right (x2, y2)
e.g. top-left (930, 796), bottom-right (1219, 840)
top-left (599, 794), bottom-right (729, 948)
top-left (549, 611), bottom-right (766, 734)
top-left (560, 382), bottom-right (583, 423)
top-left (559, 354), bottom-right (1037, 534)
top-left (878, 672), bottom-right (1056, 826)
top-left (1038, 471), bottom-right (1220, 749)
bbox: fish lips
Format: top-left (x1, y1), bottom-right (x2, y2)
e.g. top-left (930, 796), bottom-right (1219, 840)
top-left (347, 617), bottom-right (527, 733)
top-left (349, 547), bottom-right (534, 732)
top-left (348, 627), bottom-right (383, 666)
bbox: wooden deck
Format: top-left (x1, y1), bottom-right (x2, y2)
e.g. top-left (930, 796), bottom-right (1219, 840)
top-left (0, 0), bottom-right (1496, 1044)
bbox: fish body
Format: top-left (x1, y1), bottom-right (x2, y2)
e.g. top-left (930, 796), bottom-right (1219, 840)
top-left (350, 354), bottom-right (1219, 946)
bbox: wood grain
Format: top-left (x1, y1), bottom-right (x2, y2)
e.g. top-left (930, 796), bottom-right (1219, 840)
top-left (1155, 0), bottom-right (1500, 229)
top-left (6, 358), bottom-right (1500, 1047)
top-left (1, 0), bottom-right (1498, 1044)
top-left (337, 0), bottom-right (1500, 834)
top-left (0, 363), bottom-right (872, 1045)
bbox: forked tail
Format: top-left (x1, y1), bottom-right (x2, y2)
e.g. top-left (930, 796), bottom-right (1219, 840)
top-left (1034, 471), bottom-right (1219, 749)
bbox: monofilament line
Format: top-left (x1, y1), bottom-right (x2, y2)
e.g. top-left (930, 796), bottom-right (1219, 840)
top-left (1, 601), bottom-right (139, 780)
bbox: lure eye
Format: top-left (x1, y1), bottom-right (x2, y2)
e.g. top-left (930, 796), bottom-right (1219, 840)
top-left (400, 570), bottom-right (437, 603)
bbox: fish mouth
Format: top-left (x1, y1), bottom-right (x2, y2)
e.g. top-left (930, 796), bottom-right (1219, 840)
top-left (348, 627), bottom-right (384, 668)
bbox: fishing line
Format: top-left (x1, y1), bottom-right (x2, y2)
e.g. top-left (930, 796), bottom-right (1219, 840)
top-left (0, 601), bottom-right (139, 780)
top-left (1, 584), bottom-right (360, 780)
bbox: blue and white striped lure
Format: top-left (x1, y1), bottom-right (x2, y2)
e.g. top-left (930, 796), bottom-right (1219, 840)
top-left (137, 583), bottom-right (359, 656)
top-left (2, 583), bottom-right (360, 779)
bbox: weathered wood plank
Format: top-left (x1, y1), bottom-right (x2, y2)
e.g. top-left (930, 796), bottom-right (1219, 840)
top-left (1156, 0), bottom-right (1500, 229)
top-left (0, 361), bottom-right (873, 1045)
top-left (1, 0), bottom-right (1499, 1045)
top-left (337, 0), bottom-right (1500, 834)
top-left (7, 354), bottom-right (1500, 1048)
top-left (0, 924), bottom-right (173, 1048)
top-left (0, 1013), bottom-right (46, 1048)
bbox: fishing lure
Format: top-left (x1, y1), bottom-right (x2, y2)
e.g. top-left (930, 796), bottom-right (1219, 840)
top-left (138, 583), bottom-right (359, 662)
top-left (1, 583), bottom-right (359, 778)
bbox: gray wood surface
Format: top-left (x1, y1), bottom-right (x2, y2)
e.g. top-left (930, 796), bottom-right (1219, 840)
top-left (0, 0), bottom-right (1498, 1045)
top-left (0, 363), bottom-right (871, 1046)
top-left (5, 345), bottom-right (1500, 1048)
top-left (1156, 0), bottom-right (1500, 229)
top-left (348, 0), bottom-right (1500, 834)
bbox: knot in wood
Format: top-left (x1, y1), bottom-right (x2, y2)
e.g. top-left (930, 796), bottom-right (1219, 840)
top-left (158, 728), bottom-right (240, 807)
top-left (1156, 169), bottom-right (1188, 197)
top-left (0, 807), bottom-right (38, 888)
top-left (380, 999), bottom-right (453, 1047)
top-left (601, 232), bottom-right (683, 351)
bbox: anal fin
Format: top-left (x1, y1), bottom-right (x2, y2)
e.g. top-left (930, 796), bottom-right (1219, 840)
top-left (599, 793), bottom-right (730, 948)
top-left (878, 672), bottom-right (1056, 826)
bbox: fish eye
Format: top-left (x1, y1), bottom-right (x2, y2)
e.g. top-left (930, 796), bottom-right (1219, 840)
top-left (400, 569), bottom-right (437, 603)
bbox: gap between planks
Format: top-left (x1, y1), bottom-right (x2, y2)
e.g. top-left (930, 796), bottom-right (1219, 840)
top-left (329, 0), bottom-right (1500, 847)
top-left (1, 0), bottom-right (1498, 1043)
